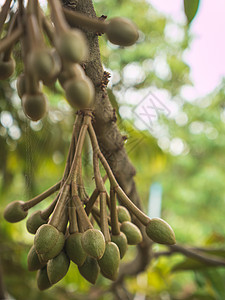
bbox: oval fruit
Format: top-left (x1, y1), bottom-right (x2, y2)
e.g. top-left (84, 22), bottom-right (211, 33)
top-left (111, 232), bottom-right (128, 259)
top-left (78, 256), bottom-right (100, 284)
top-left (26, 210), bottom-right (48, 234)
top-left (120, 221), bottom-right (142, 245)
top-left (47, 251), bottom-right (70, 284)
top-left (3, 201), bottom-right (27, 223)
top-left (65, 232), bottom-right (87, 266)
top-left (16, 73), bottom-right (26, 99)
top-left (0, 58), bottom-right (15, 80)
top-left (22, 93), bottom-right (48, 121)
top-left (27, 245), bottom-right (45, 271)
top-left (81, 229), bottom-right (105, 260)
top-left (117, 206), bottom-right (131, 223)
top-left (37, 267), bottom-right (52, 291)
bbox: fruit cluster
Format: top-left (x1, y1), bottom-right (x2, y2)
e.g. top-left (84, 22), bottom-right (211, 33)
top-left (1, 0), bottom-right (176, 291)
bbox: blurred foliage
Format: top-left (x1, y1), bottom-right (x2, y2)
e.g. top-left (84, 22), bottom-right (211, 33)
top-left (0, 0), bottom-right (225, 299)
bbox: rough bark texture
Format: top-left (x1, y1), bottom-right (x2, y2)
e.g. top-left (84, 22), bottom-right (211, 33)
top-left (62, 0), bottom-right (152, 295)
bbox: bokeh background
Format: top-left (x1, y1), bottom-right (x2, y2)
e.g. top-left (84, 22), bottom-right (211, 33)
top-left (0, 0), bottom-right (225, 299)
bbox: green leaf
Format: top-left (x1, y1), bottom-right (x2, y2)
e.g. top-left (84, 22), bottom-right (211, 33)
top-left (184, 0), bottom-right (200, 24)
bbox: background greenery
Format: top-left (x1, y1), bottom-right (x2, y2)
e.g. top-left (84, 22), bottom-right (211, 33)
top-left (0, 0), bottom-right (225, 299)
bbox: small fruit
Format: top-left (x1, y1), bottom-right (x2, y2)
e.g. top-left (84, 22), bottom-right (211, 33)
top-left (16, 73), bottom-right (26, 99)
top-left (78, 256), bottom-right (100, 284)
top-left (56, 30), bottom-right (88, 63)
top-left (81, 229), bottom-right (105, 260)
top-left (0, 58), bottom-right (15, 80)
top-left (58, 64), bottom-right (85, 88)
top-left (145, 218), bottom-right (176, 245)
top-left (117, 206), bottom-right (131, 223)
top-left (22, 93), bottom-right (48, 121)
top-left (65, 233), bottom-right (87, 266)
top-left (26, 210), bottom-right (48, 234)
top-left (64, 77), bottom-right (94, 109)
top-left (120, 221), bottom-right (142, 245)
top-left (37, 267), bottom-right (52, 291)
top-left (106, 17), bottom-right (139, 47)
top-left (98, 242), bottom-right (120, 281)
top-left (47, 251), bottom-right (70, 284)
top-left (3, 201), bottom-right (27, 223)
top-left (27, 245), bottom-right (45, 271)
top-left (28, 49), bottom-right (55, 81)
top-left (111, 232), bottom-right (128, 259)
top-left (42, 49), bottom-right (62, 86)
top-left (34, 224), bottom-right (65, 260)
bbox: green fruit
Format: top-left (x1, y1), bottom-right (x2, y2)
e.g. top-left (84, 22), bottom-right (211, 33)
top-left (56, 30), bottom-right (88, 63)
top-left (145, 218), bottom-right (176, 245)
top-left (3, 201), bottom-right (28, 223)
top-left (34, 224), bottom-right (65, 260)
top-left (58, 64), bottom-right (85, 88)
top-left (120, 221), bottom-right (142, 245)
top-left (47, 251), bottom-right (70, 284)
top-left (28, 49), bottom-right (55, 81)
top-left (26, 210), bottom-right (48, 234)
top-left (22, 93), bottom-right (48, 121)
top-left (117, 206), bottom-right (131, 223)
top-left (81, 229), bottom-right (105, 260)
top-left (27, 245), bottom-right (45, 271)
top-left (37, 267), bottom-right (52, 291)
top-left (106, 17), bottom-right (139, 47)
top-left (111, 232), bottom-right (128, 259)
top-left (16, 73), bottom-right (26, 99)
top-left (98, 242), bottom-right (120, 281)
top-left (78, 256), bottom-right (100, 284)
top-left (0, 58), bottom-right (15, 80)
top-left (65, 233), bottom-right (87, 266)
top-left (42, 49), bottom-right (62, 86)
top-left (64, 77), bottom-right (94, 109)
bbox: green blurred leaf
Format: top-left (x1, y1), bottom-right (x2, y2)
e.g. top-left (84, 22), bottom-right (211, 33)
top-left (184, 0), bottom-right (200, 24)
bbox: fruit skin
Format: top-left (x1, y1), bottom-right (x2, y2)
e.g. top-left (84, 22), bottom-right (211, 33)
top-left (98, 242), bottom-right (120, 281)
top-left (47, 251), bottom-right (70, 284)
top-left (28, 49), bottom-right (55, 82)
top-left (55, 30), bottom-right (88, 63)
top-left (106, 17), bottom-right (139, 47)
top-left (26, 210), bottom-right (48, 234)
top-left (37, 267), bottom-right (52, 291)
top-left (16, 73), bottom-right (26, 99)
top-left (0, 58), bottom-right (15, 80)
top-left (145, 218), bottom-right (176, 245)
top-left (58, 64), bottom-right (85, 88)
top-left (22, 93), bottom-right (48, 121)
top-left (81, 229), bottom-right (105, 260)
top-left (42, 49), bottom-right (62, 86)
top-left (65, 233), bottom-right (87, 266)
top-left (34, 224), bottom-right (65, 261)
top-left (120, 221), bottom-right (142, 245)
top-left (27, 245), bottom-right (45, 271)
top-left (78, 256), bottom-right (100, 284)
top-left (3, 201), bottom-right (28, 223)
top-left (111, 232), bottom-right (128, 259)
top-left (117, 206), bottom-right (131, 223)
top-left (64, 77), bottom-right (94, 109)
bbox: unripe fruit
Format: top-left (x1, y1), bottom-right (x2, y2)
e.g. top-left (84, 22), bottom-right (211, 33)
top-left (16, 73), bottom-right (26, 99)
top-left (65, 233), bottom-right (87, 266)
top-left (81, 229), bottom-right (105, 260)
top-left (3, 201), bottom-right (27, 223)
top-left (47, 251), bottom-right (70, 284)
top-left (106, 17), bottom-right (139, 47)
top-left (0, 58), bottom-right (15, 80)
top-left (111, 232), bottom-right (128, 259)
top-left (58, 64), bottom-right (85, 88)
top-left (28, 49), bottom-right (55, 82)
top-left (22, 93), bottom-right (48, 121)
top-left (78, 256), bottom-right (100, 284)
top-left (34, 224), bottom-right (65, 261)
top-left (98, 242), bottom-right (120, 281)
top-left (37, 267), bottom-right (52, 291)
top-left (55, 30), bottom-right (88, 63)
top-left (145, 218), bottom-right (176, 245)
top-left (26, 210), bottom-right (48, 234)
top-left (117, 206), bottom-right (131, 223)
top-left (120, 221), bottom-right (142, 245)
top-left (64, 77), bottom-right (94, 109)
top-left (42, 49), bottom-right (62, 86)
top-left (27, 245), bottom-right (45, 271)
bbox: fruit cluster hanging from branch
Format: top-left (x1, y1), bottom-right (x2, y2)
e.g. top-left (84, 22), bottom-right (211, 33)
top-left (1, 0), bottom-right (176, 290)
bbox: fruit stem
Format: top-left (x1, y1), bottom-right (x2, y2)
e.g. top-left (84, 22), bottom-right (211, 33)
top-left (0, 0), bottom-right (12, 36)
top-left (88, 122), bottom-right (150, 226)
top-left (100, 191), bottom-right (110, 242)
top-left (68, 198), bottom-right (79, 234)
top-left (110, 188), bottom-right (120, 236)
top-left (63, 7), bottom-right (107, 33)
top-left (85, 188), bottom-right (99, 215)
top-left (48, 0), bottom-right (68, 34)
top-left (21, 181), bottom-right (61, 211)
top-left (0, 26), bottom-right (23, 54)
top-left (40, 196), bottom-right (58, 220)
top-left (2, 12), bottom-right (18, 61)
top-left (72, 195), bottom-right (93, 231)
